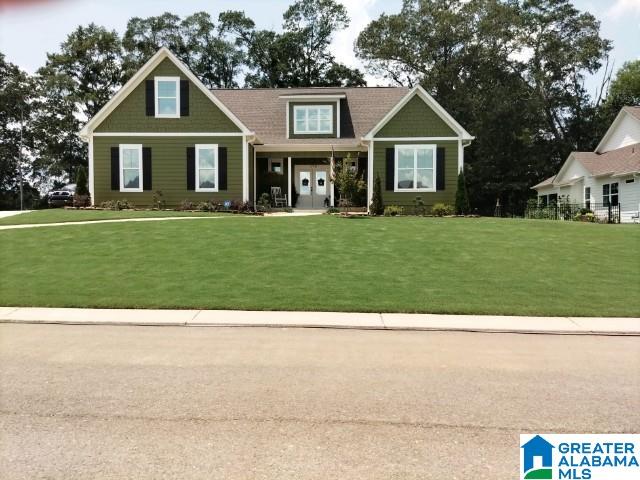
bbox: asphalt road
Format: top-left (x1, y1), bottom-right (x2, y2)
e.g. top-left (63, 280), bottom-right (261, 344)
top-left (0, 324), bottom-right (638, 479)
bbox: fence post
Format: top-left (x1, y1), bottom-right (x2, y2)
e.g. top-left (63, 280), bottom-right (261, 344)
top-left (608, 203), bottom-right (612, 223)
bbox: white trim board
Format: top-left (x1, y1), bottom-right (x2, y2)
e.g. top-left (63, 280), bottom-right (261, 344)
top-left (92, 132), bottom-right (246, 137)
top-left (79, 47), bottom-right (252, 139)
top-left (363, 85), bottom-right (474, 141)
top-left (372, 136), bottom-right (459, 141)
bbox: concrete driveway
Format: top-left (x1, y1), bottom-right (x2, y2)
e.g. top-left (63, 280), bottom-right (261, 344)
top-left (0, 324), bottom-right (638, 479)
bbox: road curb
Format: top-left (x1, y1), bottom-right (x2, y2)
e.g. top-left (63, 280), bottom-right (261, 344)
top-left (0, 307), bottom-right (638, 336)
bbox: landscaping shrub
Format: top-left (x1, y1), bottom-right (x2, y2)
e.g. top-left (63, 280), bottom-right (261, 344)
top-left (383, 205), bottom-right (404, 216)
top-left (152, 190), bottom-right (166, 210)
top-left (74, 166), bottom-right (90, 207)
top-left (574, 211), bottom-right (596, 222)
top-left (413, 196), bottom-right (427, 216)
top-left (432, 203), bottom-right (454, 216)
top-left (257, 193), bottom-right (271, 212)
top-left (179, 199), bottom-right (195, 211)
top-left (99, 199), bottom-right (134, 211)
top-left (369, 174), bottom-right (384, 215)
top-left (455, 169), bottom-right (470, 215)
top-left (196, 201), bottom-right (212, 212)
top-left (326, 206), bottom-right (340, 214)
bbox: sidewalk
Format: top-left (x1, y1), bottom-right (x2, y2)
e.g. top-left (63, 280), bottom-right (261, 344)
top-left (0, 307), bottom-right (638, 335)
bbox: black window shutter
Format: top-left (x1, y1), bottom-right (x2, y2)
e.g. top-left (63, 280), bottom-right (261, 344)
top-left (180, 80), bottom-right (189, 116)
top-left (219, 147), bottom-right (228, 190)
top-left (111, 147), bottom-right (119, 190)
top-left (186, 147), bottom-right (195, 190)
top-left (142, 147), bottom-right (152, 190)
top-left (436, 147), bottom-right (445, 190)
top-left (145, 80), bottom-right (154, 116)
top-left (385, 148), bottom-right (394, 191)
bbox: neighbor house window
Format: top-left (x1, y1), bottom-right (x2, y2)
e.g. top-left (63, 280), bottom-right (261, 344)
top-left (394, 145), bottom-right (436, 192)
top-left (584, 186), bottom-right (591, 210)
top-left (548, 193), bottom-right (558, 205)
top-left (195, 144), bottom-right (218, 192)
top-left (120, 144), bottom-right (143, 192)
top-left (602, 182), bottom-right (618, 206)
top-left (269, 159), bottom-right (283, 174)
top-left (539, 195), bottom-right (548, 206)
top-left (155, 77), bottom-right (180, 118)
top-left (293, 105), bottom-right (333, 134)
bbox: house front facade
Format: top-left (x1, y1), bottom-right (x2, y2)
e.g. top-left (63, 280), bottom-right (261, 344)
top-left (532, 106), bottom-right (640, 223)
top-left (80, 48), bottom-right (474, 211)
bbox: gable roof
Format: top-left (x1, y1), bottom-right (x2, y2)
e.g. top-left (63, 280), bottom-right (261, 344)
top-left (79, 47), bottom-right (252, 139)
top-left (624, 106), bottom-right (640, 121)
top-left (575, 142), bottom-right (640, 176)
top-left (213, 87), bottom-right (409, 145)
top-left (532, 142), bottom-right (640, 190)
top-left (362, 85), bottom-right (474, 141)
top-left (595, 105), bottom-right (640, 153)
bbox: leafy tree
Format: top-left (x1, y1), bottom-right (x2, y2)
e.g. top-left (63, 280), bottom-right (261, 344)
top-left (38, 23), bottom-right (123, 119)
top-left (224, 1), bottom-right (365, 87)
top-left (455, 169), bottom-right (470, 215)
top-left (122, 13), bottom-right (184, 78)
top-left (596, 60), bottom-right (640, 137)
top-left (370, 173), bottom-right (384, 215)
top-left (332, 155), bottom-right (366, 213)
top-left (356, 0), bottom-right (611, 214)
top-left (0, 52), bottom-right (35, 207)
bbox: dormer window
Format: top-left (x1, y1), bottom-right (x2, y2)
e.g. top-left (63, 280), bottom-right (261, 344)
top-left (294, 105), bottom-right (333, 134)
top-left (154, 77), bottom-right (180, 118)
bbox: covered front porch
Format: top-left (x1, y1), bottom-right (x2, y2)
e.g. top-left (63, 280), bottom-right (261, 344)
top-left (252, 150), bottom-right (368, 209)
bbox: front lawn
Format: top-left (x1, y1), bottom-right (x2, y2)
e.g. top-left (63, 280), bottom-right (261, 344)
top-left (1, 216), bottom-right (638, 316)
top-left (0, 209), bottom-right (225, 226)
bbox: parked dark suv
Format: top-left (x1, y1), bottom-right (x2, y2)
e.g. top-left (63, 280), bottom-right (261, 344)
top-left (48, 190), bottom-right (74, 207)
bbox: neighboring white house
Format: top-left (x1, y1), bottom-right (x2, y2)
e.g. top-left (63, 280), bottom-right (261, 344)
top-left (532, 106), bottom-right (640, 223)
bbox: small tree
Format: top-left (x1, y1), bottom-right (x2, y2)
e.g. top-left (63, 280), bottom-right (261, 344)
top-left (370, 173), bottom-right (384, 215)
top-left (332, 154), bottom-right (366, 214)
top-left (455, 169), bottom-right (470, 215)
top-left (75, 165), bottom-right (88, 196)
top-left (74, 165), bottom-right (90, 206)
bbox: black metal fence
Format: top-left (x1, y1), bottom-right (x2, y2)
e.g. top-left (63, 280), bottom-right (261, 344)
top-left (524, 202), bottom-right (621, 223)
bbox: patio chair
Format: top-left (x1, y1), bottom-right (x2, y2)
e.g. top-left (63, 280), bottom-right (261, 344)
top-left (632, 203), bottom-right (640, 224)
top-left (270, 186), bottom-right (288, 208)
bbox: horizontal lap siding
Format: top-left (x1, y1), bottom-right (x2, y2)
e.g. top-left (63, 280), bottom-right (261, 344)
top-left (95, 58), bottom-right (240, 133)
top-left (93, 136), bottom-right (243, 206)
top-left (373, 140), bottom-right (459, 207)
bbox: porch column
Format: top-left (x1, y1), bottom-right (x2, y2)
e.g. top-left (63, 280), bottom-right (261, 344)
top-left (330, 156), bottom-right (335, 207)
top-left (252, 147), bottom-right (257, 204)
top-left (367, 141), bottom-right (374, 211)
top-left (287, 157), bottom-right (292, 207)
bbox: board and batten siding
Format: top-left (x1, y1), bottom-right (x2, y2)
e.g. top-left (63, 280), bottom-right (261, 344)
top-left (93, 136), bottom-right (243, 206)
top-left (372, 140), bottom-right (459, 208)
top-left (94, 58), bottom-right (241, 134)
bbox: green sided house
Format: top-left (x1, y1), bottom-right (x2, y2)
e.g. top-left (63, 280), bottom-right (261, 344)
top-left (80, 47), bottom-right (474, 211)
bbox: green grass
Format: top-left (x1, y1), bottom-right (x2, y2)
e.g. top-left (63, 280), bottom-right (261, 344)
top-left (1, 216), bottom-right (638, 316)
top-left (0, 209), bottom-right (226, 225)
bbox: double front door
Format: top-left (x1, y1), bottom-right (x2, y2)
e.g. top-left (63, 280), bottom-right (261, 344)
top-left (294, 164), bottom-right (330, 209)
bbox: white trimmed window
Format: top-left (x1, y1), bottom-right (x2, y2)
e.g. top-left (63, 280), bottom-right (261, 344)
top-left (120, 144), bottom-right (143, 192)
top-left (293, 105), bottom-right (333, 134)
top-left (155, 76), bottom-right (180, 118)
top-left (395, 145), bottom-right (436, 192)
top-left (602, 182), bottom-right (618, 206)
top-left (195, 144), bottom-right (218, 192)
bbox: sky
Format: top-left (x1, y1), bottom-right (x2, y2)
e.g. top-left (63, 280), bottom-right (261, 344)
top-left (0, 0), bottom-right (638, 94)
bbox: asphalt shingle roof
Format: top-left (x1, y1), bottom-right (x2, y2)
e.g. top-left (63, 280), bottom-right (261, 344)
top-left (212, 87), bottom-right (410, 145)
top-left (574, 142), bottom-right (640, 176)
top-left (623, 106), bottom-right (640, 121)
